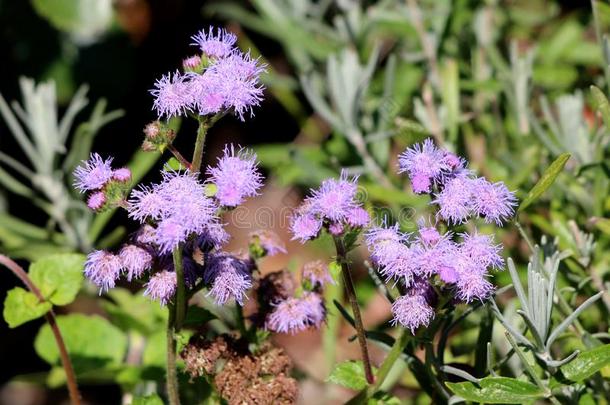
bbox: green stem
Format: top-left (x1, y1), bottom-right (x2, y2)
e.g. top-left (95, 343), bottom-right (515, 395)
top-left (514, 220), bottom-right (535, 253)
top-left (191, 118), bottom-right (209, 174)
top-left (504, 331), bottom-right (560, 405)
top-left (173, 247), bottom-right (186, 331)
top-left (166, 306), bottom-right (180, 405)
top-left (235, 304), bottom-right (247, 337)
top-left (369, 329), bottom-right (410, 395)
top-left (333, 236), bottom-right (374, 385)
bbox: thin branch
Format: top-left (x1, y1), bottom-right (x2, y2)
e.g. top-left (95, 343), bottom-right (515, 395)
top-left (333, 236), bottom-right (374, 384)
top-left (0, 255), bottom-right (81, 405)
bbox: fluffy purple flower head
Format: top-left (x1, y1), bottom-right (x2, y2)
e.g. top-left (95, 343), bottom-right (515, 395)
top-left (84, 250), bottom-right (122, 293)
top-left (150, 71), bottom-right (192, 118)
top-left (190, 27), bottom-right (237, 58)
top-left (438, 265), bottom-right (458, 283)
top-left (410, 238), bottom-right (458, 278)
top-left (471, 179), bottom-right (517, 226)
top-left (188, 72), bottom-right (225, 115)
top-left (112, 168), bottom-right (132, 182)
top-left (290, 213), bottom-right (322, 243)
top-left (459, 232), bottom-right (504, 270)
top-left (207, 145), bottom-right (263, 207)
top-left (365, 224), bottom-right (415, 284)
top-left (398, 139), bottom-right (449, 193)
top-left (306, 171), bottom-right (359, 222)
top-left (266, 292), bottom-right (325, 334)
top-left (415, 218), bottom-right (443, 246)
top-left (455, 271), bottom-right (494, 303)
top-left (201, 52), bottom-right (265, 120)
top-left (119, 244), bottom-right (153, 281)
top-left (301, 260), bottom-right (334, 288)
top-left (432, 175), bottom-right (476, 224)
top-left (391, 294), bottom-right (434, 333)
top-left (249, 230), bottom-right (286, 256)
top-left (87, 191), bottom-right (106, 211)
top-left (73, 153), bottom-right (114, 192)
top-left (129, 171), bottom-right (219, 253)
top-left (197, 222), bottom-right (230, 249)
top-left (346, 207), bottom-right (370, 228)
top-left (442, 151), bottom-right (466, 172)
top-left (154, 218), bottom-right (188, 254)
top-left (128, 186), bottom-right (166, 222)
top-left (144, 270), bottom-right (177, 305)
top-left (204, 254), bottom-right (252, 305)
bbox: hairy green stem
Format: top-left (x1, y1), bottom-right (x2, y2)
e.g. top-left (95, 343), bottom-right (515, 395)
top-left (172, 247), bottom-right (186, 331)
top-left (191, 118), bottom-right (209, 174)
top-left (166, 306), bottom-right (180, 405)
top-left (333, 236), bottom-right (374, 385)
top-left (0, 255), bottom-right (81, 405)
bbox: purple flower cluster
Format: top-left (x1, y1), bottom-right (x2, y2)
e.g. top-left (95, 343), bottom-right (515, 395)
top-left (150, 26), bottom-right (265, 121)
top-left (84, 244), bottom-right (153, 293)
top-left (128, 171), bottom-right (222, 253)
top-left (290, 171), bottom-right (370, 243)
top-left (399, 139), bottom-right (517, 226)
top-left (73, 153), bottom-right (132, 211)
top-left (366, 220), bottom-right (503, 332)
top-left (207, 145), bottom-right (264, 207)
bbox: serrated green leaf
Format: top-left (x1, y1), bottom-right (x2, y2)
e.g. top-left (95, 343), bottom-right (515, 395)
top-left (29, 253), bottom-right (85, 306)
top-left (3, 287), bottom-right (51, 328)
top-left (34, 314), bottom-right (127, 374)
top-left (519, 153), bottom-right (571, 212)
top-left (561, 344), bottom-right (610, 381)
top-left (327, 360), bottom-right (369, 390)
top-left (446, 377), bottom-right (545, 403)
top-left (131, 394), bottom-right (164, 405)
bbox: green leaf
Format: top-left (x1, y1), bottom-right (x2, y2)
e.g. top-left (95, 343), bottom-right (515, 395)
top-left (131, 395), bottom-right (164, 405)
top-left (561, 344), bottom-right (610, 381)
top-left (446, 377), bottom-right (545, 403)
top-left (590, 85), bottom-right (610, 130)
top-left (102, 288), bottom-right (167, 335)
top-left (29, 253), bottom-right (85, 306)
top-left (327, 360), bottom-right (369, 390)
top-left (31, 0), bottom-right (113, 41)
top-left (184, 306), bottom-right (216, 328)
top-left (518, 153), bottom-right (571, 212)
top-left (3, 287), bottom-right (51, 328)
top-left (142, 331), bottom-right (166, 368)
top-left (34, 314), bottom-right (127, 374)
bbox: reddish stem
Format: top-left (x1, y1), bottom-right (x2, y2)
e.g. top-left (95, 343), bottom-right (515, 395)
top-left (0, 255), bottom-right (81, 405)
